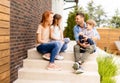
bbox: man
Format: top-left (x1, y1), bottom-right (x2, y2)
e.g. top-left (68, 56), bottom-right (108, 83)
top-left (73, 12), bottom-right (100, 74)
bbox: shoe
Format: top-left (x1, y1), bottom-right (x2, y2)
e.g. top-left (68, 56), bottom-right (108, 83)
top-left (47, 63), bottom-right (61, 71)
top-left (78, 60), bottom-right (84, 65)
top-left (55, 55), bottom-right (64, 60)
top-left (72, 62), bottom-right (80, 70)
top-left (42, 53), bottom-right (50, 60)
top-left (75, 68), bottom-right (84, 74)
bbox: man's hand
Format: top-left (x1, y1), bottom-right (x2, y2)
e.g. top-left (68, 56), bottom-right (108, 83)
top-left (79, 32), bottom-right (84, 36)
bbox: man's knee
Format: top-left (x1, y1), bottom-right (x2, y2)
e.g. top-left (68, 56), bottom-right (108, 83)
top-left (74, 44), bottom-right (80, 52)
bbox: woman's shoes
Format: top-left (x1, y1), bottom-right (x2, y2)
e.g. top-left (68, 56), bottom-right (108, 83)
top-left (42, 53), bottom-right (50, 60)
top-left (47, 63), bottom-right (61, 71)
top-left (42, 54), bottom-right (64, 60)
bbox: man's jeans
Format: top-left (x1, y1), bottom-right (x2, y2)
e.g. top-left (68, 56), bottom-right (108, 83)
top-left (74, 44), bottom-right (95, 62)
top-left (36, 41), bottom-right (62, 63)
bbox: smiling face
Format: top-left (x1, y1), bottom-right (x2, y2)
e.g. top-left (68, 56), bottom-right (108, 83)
top-left (75, 15), bottom-right (84, 25)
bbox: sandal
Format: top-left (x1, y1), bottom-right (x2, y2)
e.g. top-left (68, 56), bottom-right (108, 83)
top-left (42, 53), bottom-right (50, 60)
top-left (47, 63), bottom-right (61, 71)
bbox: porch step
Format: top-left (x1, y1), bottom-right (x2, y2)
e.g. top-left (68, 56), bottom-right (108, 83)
top-left (27, 48), bottom-right (97, 61)
top-left (23, 59), bottom-right (98, 72)
top-left (14, 41), bottom-right (100, 83)
top-left (14, 79), bottom-right (69, 83)
top-left (18, 68), bottom-right (100, 83)
top-left (27, 48), bottom-right (74, 60)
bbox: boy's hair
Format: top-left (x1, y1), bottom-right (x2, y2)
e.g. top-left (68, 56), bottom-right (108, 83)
top-left (76, 12), bottom-right (85, 18)
top-left (86, 19), bottom-right (96, 27)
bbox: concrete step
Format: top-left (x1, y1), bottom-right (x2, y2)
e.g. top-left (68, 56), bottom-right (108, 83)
top-left (18, 68), bottom-right (100, 83)
top-left (27, 48), bottom-right (74, 60)
top-left (23, 59), bottom-right (98, 72)
top-left (14, 79), bottom-right (69, 83)
top-left (27, 47), bottom-right (97, 61)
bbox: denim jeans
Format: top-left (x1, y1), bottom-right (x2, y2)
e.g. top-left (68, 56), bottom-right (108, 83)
top-left (36, 41), bottom-right (62, 63)
top-left (74, 44), bottom-right (95, 62)
top-left (79, 35), bottom-right (94, 45)
top-left (60, 38), bottom-right (70, 52)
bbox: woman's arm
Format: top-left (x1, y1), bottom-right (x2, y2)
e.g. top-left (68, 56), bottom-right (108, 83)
top-left (37, 25), bottom-right (47, 44)
top-left (37, 33), bottom-right (47, 43)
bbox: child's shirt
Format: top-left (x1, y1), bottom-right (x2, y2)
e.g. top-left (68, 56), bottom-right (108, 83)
top-left (82, 29), bottom-right (95, 38)
top-left (50, 25), bottom-right (61, 40)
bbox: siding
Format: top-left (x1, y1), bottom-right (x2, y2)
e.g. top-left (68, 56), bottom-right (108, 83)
top-left (0, 0), bottom-right (10, 83)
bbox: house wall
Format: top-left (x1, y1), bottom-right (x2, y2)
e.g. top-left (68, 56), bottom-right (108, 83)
top-left (10, 0), bottom-right (51, 82)
top-left (0, 0), bottom-right (10, 83)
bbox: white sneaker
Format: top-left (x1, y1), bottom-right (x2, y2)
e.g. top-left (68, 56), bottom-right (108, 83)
top-left (75, 68), bottom-right (84, 74)
top-left (55, 55), bottom-right (64, 60)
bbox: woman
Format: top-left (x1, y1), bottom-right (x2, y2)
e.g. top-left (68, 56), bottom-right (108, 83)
top-left (36, 11), bottom-right (61, 70)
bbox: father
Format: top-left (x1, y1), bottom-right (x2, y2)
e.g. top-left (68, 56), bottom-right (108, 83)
top-left (73, 12), bottom-right (100, 74)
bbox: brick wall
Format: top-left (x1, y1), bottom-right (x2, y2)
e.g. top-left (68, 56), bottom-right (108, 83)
top-left (10, 0), bottom-right (51, 82)
top-left (0, 0), bottom-right (10, 83)
top-left (96, 28), bottom-right (120, 54)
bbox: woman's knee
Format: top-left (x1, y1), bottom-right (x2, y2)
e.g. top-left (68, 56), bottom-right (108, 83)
top-left (53, 41), bottom-right (62, 48)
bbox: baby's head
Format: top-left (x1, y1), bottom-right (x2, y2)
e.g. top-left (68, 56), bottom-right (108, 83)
top-left (86, 19), bottom-right (96, 30)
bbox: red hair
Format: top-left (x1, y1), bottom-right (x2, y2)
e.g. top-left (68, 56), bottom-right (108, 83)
top-left (41, 10), bottom-right (53, 27)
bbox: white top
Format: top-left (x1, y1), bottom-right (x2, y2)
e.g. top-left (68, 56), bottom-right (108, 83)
top-left (50, 25), bottom-right (61, 39)
top-left (83, 29), bottom-right (95, 38)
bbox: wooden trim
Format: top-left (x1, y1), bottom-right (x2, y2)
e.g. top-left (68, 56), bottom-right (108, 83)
top-left (0, 0), bottom-right (10, 7)
top-left (0, 5), bottom-right (10, 14)
top-left (0, 50), bottom-right (9, 58)
top-left (0, 28), bottom-right (9, 36)
top-left (0, 64), bottom-right (10, 74)
top-left (0, 43), bottom-right (10, 50)
top-left (0, 56), bottom-right (10, 66)
top-left (0, 36), bottom-right (9, 43)
top-left (0, 13), bottom-right (10, 21)
top-left (0, 21), bottom-right (10, 28)
top-left (0, 70), bottom-right (10, 80)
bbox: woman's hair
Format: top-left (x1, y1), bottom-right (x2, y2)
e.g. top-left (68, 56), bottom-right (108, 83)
top-left (52, 14), bottom-right (62, 26)
top-left (41, 10), bottom-right (53, 27)
top-left (86, 19), bottom-right (96, 27)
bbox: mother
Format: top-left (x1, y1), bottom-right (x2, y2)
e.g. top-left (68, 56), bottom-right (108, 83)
top-left (36, 11), bottom-right (62, 70)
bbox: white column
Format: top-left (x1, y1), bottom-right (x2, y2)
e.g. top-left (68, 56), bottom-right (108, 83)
top-left (52, 0), bottom-right (65, 29)
top-left (52, 0), bottom-right (64, 15)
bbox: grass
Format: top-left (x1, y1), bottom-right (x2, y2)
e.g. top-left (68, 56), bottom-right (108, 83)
top-left (97, 55), bottom-right (118, 83)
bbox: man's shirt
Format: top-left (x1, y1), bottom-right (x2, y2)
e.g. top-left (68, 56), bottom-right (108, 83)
top-left (73, 23), bottom-right (100, 42)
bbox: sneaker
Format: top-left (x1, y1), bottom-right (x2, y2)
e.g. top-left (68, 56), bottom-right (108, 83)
top-left (75, 68), bottom-right (84, 74)
top-left (55, 55), bottom-right (64, 60)
top-left (72, 62), bottom-right (80, 70)
top-left (42, 53), bottom-right (50, 60)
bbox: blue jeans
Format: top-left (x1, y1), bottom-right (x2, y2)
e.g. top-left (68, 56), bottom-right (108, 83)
top-left (36, 41), bottom-right (62, 63)
top-left (60, 38), bottom-right (70, 52)
top-left (79, 35), bottom-right (94, 45)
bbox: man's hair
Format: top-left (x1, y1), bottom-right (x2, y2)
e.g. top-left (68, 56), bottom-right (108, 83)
top-left (76, 12), bottom-right (85, 18)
